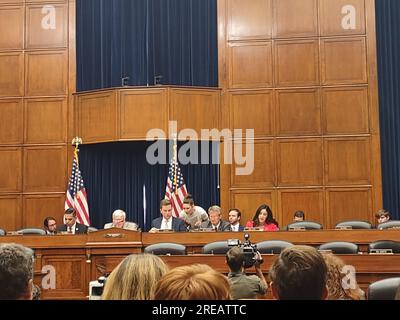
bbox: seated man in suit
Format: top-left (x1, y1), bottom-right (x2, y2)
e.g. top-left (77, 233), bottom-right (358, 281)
top-left (293, 211), bottom-right (305, 222)
top-left (104, 209), bottom-right (139, 231)
top-left (57, 208), bottom-right (88, 234)
top-left (228, 208), bottom-right (244, 232)
top-left (149, 199), bottom-right (186, 233)
top-left (43, 216), bottom-right (57, 235)
top-left (201, 205), bottom-right (231, 231)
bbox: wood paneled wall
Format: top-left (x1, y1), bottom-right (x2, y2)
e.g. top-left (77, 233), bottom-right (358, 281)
top-left (0, 0), bottom-right (74, 230)
top-left (218, 0), bottom-right (382, 228)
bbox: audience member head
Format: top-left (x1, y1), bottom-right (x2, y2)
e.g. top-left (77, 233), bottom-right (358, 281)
top-left (159, 199), bottom-right (172, 221)
top-left (182, 194), bottom-right (195, 216)
top-left (0, 243), bottom-right (34, 300)
top-left (322, 253), bottom-right (365, 300)
top-left (253, 204), bottom-right (278, 227)
top-left (226, 246), bottom-right (244, 273)
top-left (154, 264), bottom-right (231, 300)
top-left (43, 217), bottom-right (57, 233)
top-left (269, 245), bottom-right (327, 300)
top-left (293, 211), bottom-right (305, 222)
top-left (228, 208), bottom-right (241, 226)
top-left (375, 209), bottom-right (391, 224)
top-left (208, 205), bottom-right (222, 227)
top-left (64, 208), bottom-right (77, 227)
top-left (112, 209), bottom-right (126, 228)
top-left (102, 253), bottom-right (168, 300)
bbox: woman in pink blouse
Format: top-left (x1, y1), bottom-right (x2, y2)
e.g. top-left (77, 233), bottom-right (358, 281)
top-left (245, 204), bottom-right (279, 231)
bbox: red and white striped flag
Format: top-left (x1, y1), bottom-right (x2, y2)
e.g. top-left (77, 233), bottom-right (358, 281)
top-left (165, 145), bottom-right (188, 217)
top-left (65, 148), bottom-right (90, 226)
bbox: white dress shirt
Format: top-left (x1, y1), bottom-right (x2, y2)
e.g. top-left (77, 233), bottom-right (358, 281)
top-left (161, 218), bottom-right (172, 230)
top-left (68, 223), bottom-right (76, 234)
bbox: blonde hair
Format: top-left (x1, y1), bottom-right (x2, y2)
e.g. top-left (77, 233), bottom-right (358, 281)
top-left (154, 264), bottom-right (231, 300)
top-left (102, 253), bottom-right (168, 300)
top-left (323, 253), bottom-right (365, 300)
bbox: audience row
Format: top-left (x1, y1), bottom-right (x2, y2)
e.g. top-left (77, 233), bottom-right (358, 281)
top-left (3, 241), bottom-right (399, 300)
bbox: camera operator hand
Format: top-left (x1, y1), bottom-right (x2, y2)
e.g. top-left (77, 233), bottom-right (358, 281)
top-left (254, 251), bottom-right (268, 290)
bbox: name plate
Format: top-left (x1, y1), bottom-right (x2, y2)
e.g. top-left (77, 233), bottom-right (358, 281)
top-left (157, 229), bottom-right (174, 233)
top-left (289, 227), bottom-right (306, 231)
top-left (7, 231), bottom-right (23, 236)
top-left (370, 248), bottom-right (393, 254)
top-left (104, 233), bottom-right (124, 238)
top-left (243, 227), bottom-right (263, 231)
top-left (198, 228), bottom-right (215, 232)
top-left (335, 226), bottom-right (353, 230)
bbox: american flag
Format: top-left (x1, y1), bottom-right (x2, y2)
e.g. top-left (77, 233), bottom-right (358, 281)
top-left (165, 149), bottom-right (188, 217)
top-left (65, 150), bottom-right (90, 226)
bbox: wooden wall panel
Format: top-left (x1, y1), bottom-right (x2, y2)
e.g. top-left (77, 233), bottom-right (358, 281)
top-left (0, 0), bottom-right (70, 236)
top-left (231, 190), bottom-right (277, 226)
top-left (120, 89), bottom-right (168, 140)
top-left (276, 89), bottom-right (321, 136)
top-left (170, 89), bottom-right (220, 136)
top-left (323, 87), bottom-right (369, 134)
top-left (228, 42), bottom-right (272, 88)
top-left (325, 138), bottom-right (371, 185)
top-left (0, 5), bottom-right (24, 50)
top-left (227, 0), bottom-right (272, 40)
top-left (274, 40), bottom-right (319, 87)
top-left (321, 37), bottom-right (367, 85)
top-left (24, 98), bottom-right (67, 144)
top-left (23, 146), bottom-right (67, 192)
top-left (277, 139), bottom-right (323, 186)
top-left (76, 91), bottom-right (117, 143)
top-left (326, 188), bottom-right (372, 228)
top-left (278, 189), bottom-right (324, 227)
top-left (25, 50), bottom-right (68, 96)
top-left (229, 90), bottom-right (273, 137)
top-left (320, 0), bottom-right (366, 36)
top-left (26, 2), bottom-right (68, 49)
top-left (41, 255), bottom-right (88, 299)
top-left (0, 195), bottom-right (22, 231)
top-left (220, 0), bottom-right (381, 226)
top-left (0, 98), bottom-right (23, 144)
top-left (231, 140), bottom-right (275, 187)
top-left (0, 52), bottom-right (24, 97)
top-left (273, 0), bottom-right (318, 38)
top-left (22, 194), bottom-right (65, 228)
top-left (0, 147), bottom-right (22, 192)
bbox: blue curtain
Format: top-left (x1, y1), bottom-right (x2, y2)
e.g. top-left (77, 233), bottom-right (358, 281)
top-left (76, 0), bottom-right (218, 91)
top-left (79, 141), bottom-right (220, 230)
top-left (375, 1), bottom-right (400, 219)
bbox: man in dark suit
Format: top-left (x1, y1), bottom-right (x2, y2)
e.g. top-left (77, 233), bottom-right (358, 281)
top-left (149, 199), bottom-right (186, 232)
top-left (201, 205), bottom-right (231, 231)
top-left (228, 208), bottom-right (245, 232)
top-left (57, 208), bottom-right (88, 234)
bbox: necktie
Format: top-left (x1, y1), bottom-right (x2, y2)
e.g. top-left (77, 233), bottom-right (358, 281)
top-left (163, 220), bottom-right (169, 230)
top-left (68, 226), bottom-right (72, 234)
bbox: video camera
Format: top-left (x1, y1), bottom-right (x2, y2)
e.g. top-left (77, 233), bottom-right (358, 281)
top-left (227, 233), bottom-right (263, 268)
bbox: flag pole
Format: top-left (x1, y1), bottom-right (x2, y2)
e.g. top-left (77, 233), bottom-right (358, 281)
top-left (173, 136), bottom-right (178, 195)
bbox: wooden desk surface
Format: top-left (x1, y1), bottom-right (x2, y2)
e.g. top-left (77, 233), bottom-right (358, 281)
top-left (0, 229), bottom-right (399, 299)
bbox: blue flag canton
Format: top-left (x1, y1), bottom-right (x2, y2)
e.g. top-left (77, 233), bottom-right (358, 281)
top-left (68, 158), bottom-right (85, 196)
top-left (168, 158), bottom-right (185, 192)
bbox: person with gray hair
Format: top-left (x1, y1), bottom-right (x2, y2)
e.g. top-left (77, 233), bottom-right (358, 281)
top-left (104, 209), bottom-right (139, 231)
top-left (0, 243), bottom-right (34, 300)
top-left (200, 205), bottom-right (231, 231)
